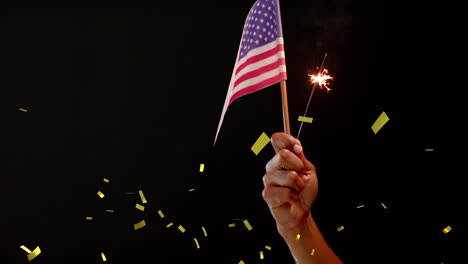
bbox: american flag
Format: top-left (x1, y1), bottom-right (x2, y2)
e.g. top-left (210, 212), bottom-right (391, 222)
top-left (215, 0), bottom-right (287, 143)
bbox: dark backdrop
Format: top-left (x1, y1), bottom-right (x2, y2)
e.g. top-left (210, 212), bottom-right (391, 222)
top-left (0, 0), bottom-right (462, 263)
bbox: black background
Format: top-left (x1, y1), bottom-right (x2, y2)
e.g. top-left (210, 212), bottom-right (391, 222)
top-left (0, 0), bottom-right (462, 263)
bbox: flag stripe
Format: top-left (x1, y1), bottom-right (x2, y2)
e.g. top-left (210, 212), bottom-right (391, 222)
top-left (232, 64), bottom-right (286, 96)
top-left (235, 43), bottom-right (285, 75)
top-left (236, 37), bottom-right (285, 68)
top-left (234, 49), bottom-right (285, 84)
top-left (230, 71), bottom-right (287, 104)
top-left (234, 57), bottom-right (286, 87)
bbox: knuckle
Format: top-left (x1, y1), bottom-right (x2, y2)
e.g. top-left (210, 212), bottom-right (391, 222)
top-left (278, 149), bottom-right (290, 161)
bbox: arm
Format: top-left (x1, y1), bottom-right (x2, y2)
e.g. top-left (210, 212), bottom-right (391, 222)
top-left (262, 133), bottom-right (342, 264)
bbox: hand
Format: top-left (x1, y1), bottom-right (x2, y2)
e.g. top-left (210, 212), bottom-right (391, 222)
top-left (262, 133), bottom-right (318, 235)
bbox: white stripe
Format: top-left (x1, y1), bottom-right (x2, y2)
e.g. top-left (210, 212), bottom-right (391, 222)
top-left (232, 65), bottom-right (286, 95)
top-left (236, 37), bottom-right (284, 68)
top-left (234, 51), bottom-right (285, 84)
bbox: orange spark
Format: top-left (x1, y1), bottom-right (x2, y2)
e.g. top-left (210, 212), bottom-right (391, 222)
top-left (308, 69), bottom-right (333, 92)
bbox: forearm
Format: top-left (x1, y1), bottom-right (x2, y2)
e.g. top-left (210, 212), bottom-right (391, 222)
top-left (278, 213), bottom-right (342, 264)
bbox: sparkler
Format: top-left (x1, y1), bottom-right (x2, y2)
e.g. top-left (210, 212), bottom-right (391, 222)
top-left (296, 53), bottom-right (332, 139)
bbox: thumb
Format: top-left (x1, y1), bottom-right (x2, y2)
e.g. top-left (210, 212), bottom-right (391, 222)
top-left (292, 140), bottom-right (315, 172)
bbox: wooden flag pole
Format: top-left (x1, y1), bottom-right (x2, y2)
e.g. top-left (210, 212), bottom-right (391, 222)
top-left (280, 79), bottom-right (291, 135)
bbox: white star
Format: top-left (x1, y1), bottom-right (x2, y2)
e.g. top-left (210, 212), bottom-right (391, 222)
top-left (248, 45), bottom-right (250, 49)
top-left (253, 32), bottom-right (256, 36)
top-left (268, 6), bottom-right (271, 10)
top-left (262, 4), bottom-right (265, 8)
top-left (263, 27), bottom-right (266, 32)
top-left (266, 22), bottom-right (269, 26)
top-left (270, 16), bottom-right (272, 20)
top-left (264, 12), bottom-right (268, 17)
top-left (260, 19), bottom-right (264, 23)
top-left (271, 25), bottom-right (273, 29)
top-left (250, 39), bottom-right (253, 43)
top-left (264, 37), bottom-right (267, 41)
top-left (268, 31), bottom-right (270, 35)
top-left (255, 17), bottom-right (258, 21)
top-left (255, 40), bottom-right (259, 44)
top-left (259, 34), bottom-right (263, 38)
top-left (241, 52), bottom-right (243, 56)
top-left (258, 10), bottom-right (261, 14)
top-left (254, 10), bottom-right (257, 14)
top-left (256, 25), bottom-right (260, 29)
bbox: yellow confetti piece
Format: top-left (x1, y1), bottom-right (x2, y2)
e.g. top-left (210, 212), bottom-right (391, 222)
top-left (297, 116), bottom-right (313, 123)
top-left (357, 205), bottom-right (365, 208)
top-left (20, 245), bottom-right (32, 254)
top-left (105, 210), bottom-right (114, 213)
top-left (178, 225), bottom-right (186, 233)
top-left (166, 222), bottom-right (174, 228)
top-left (19, 108), bottom-right (28, 112)
top-left (135, 203), bottom-right (145, 211)
top-left (85, 217), bottom-right (93, 220)
top-left (251, 132), bottom-right (270, 155)
top-left (134, 220), bottom-right (146, 230)
top-left (103, 178), bottom-right (109, 183)
top-left (101, 252), bottom-right (107, 261)
top-left (265, 245), bottom-right (271, 250)
top-left (243, 219), bottom-right (253, 231)
top-left (97, 191), bottom-right (105, 198)
top-left (189, 188), bottom-right (195, 192)
top-left (442, 225), bottom-right (452, 234)
top-left (296, 234), bottom-right (301, 240)
top-left (229, 223), bottom-right (236, 228)
top-left (337, 226), bottom-right (344, 232)
top-left (202, 226), bottom-right (207, 237)
top-left (239, 261), bottom-right (245, 264)
top-left (194, 238), bottom-right (200, 249)
top-left (199, 163), bottom-right (205, 172)
top-left (381, 202), bottom-right (387, 209)
top-left (138, 190), bottom-right (147, 204)
top-left (157, 210), bottom-right (165, 218)
top-left (311, 248), bottom-right (315, 256)
top-left (27, 246), bottom-right (41, 261)
top-left (371, 111), bottom-right (390, 134)
top-left (260, 251), bottom-right (264, 259)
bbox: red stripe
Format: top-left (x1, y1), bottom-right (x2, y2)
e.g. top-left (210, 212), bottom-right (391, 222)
top-left (234, 58), bottom-right (286, 88)
top-left (235, 44), bottom-right (285, 75)
top-left (229, 71), bottom-right (287, 104)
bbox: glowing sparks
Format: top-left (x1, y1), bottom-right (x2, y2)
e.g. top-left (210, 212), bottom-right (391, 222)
top-left (308, 68), bottom-right (333, 92)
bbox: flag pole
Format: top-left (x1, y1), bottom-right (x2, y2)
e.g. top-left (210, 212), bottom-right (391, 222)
top-left (280, 79), bottom-right (291, 135)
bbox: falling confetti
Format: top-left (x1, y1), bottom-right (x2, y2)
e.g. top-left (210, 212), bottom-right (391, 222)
top-left (243, 219), bottom-right (253, 231)
top-left (138, 190), bottom-right (147, 204)
top-left (134, 220), bottom-right (146, 230)
top-left (296, 234), bottom-right (301, 240)
top-left (337, 226), bottom-right (344, 232)
top-left (103, 178), bottom-right (109, 183)
top-left (265, 245), bottom-right (271, 250)
top-left (260, 251), bottom-right (264, 259)
top-left (19, 108), bottom-right (28, 112)
top-left (189, 188), bottom-right (195, 192)
top-left (135, 204), bottom-right (145, 211)
top-left (371, 111), bottom-right (390, 134)
top-left (251, 132), bottom-right (271, 155)
top-left (199, 163), bottom-right (205, 172)
top-left (166, 223), bottom-right (174, 228)
top-left (101, 252), bottom-right (107, 261)
top-left (194, 238), bottom-right (200, 249)
top-left (85, 217), bottom-right (93, 220)
top-left (239, 261), bottom-right (245, 264)
top-left (311, 249), bottom-right (315, 255)
top-left (97, 191), bottom-right (105, 199)
top-left (442, 225), bottom-right (452, 234)
top-left (425, 148), bottom-right (435, 152)
top-left (105, 210), bottom-right (114, 213)
top-left (357, 205), bottom-right (365, 208)
top-left (381, 202), bottom-right (387, 210)
top-left (229, 223), bottom-right (236, 228)
top-left (27, 246), bottom-right (41, 261)
top-left (157, 210), bottom-right (165, 219)
top-left (202, 227), bottom-right (208, 237)
top-left (297, 116), bottom-right (313, 123)
top-left (178, 225), bottom-right (186, 233)
top-left (20, 245), bottom-right (32, 253)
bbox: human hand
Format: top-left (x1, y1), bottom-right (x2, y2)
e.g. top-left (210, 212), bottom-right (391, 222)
top-left (262, 132), bottom-right (318, 236)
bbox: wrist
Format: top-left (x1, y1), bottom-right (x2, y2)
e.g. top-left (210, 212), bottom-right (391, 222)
top-left (277, 212), bottom-right (315, 240)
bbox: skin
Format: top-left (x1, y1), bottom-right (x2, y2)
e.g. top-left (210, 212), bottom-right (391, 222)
top-left (262, 132), bottom-right (342, 264)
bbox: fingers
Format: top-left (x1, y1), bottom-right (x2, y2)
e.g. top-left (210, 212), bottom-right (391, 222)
top-left (263, 169), bottom-right (305, 193)
top-left (262, 185), bottom-right (299, 209)
top-left (271, 132), bottom-right (300, 153)
top-left (266, 148), bottom-right (304, 172)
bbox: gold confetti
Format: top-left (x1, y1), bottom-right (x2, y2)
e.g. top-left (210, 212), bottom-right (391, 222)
top-left (103, 178), bottom-right (109, 183)
top-left (138, 190), bottom-right (147, 204)
top-left (20, 245), bottom-right (32, 253)
top-left (189, 188), bottom-right (195, 192)
top-left (101, 252), bottom-right (107, 261)
top-left (166, 222), bottom-right (174, 228)
top-left (200, 163), bottom-right (205, 172)
top-left (97, 191), bottom-right (105, 198)
top-left (105, 210), bottom-right (114, 213)
top-left (157, 210), bottom-right (165, 219)
top-left (19, 108), bottom-right (28, 112)
top-left (337, 226), bottom-right (344, 232)
top-left (135, 203), bottom-right (145, 211)
top-left (425, 148), bottom-right (435, 151)
top-left (229, 223), bottom-right (236, 228)
top-left (239, 261), bottom-right (245, 264)
top-left (134, 220), bottom-right (146, 230)
top-left (194, 238), bottom-right (200, 249)
top-left (265, 245), bottom-right (271, 250)
top-left (442, 225), bottom-right (452, 234)
top-left (202, 226), bottom-right (208, 237)
top-left (297, 116), bottom-right (313, 123)
top-left (251, 132), bottom-right (271, 155)
top-left (311, 249), bottom-right (315, 255)
top-left (357, 205), bottom-right (365, 208)
top-left (243, 219), bottom-right (253, 231)
top-left (371, 111), bottom-right (390, 134)
top-left (85, 217), bottom-right (93, 220)
top-left (296, 234), bottom-right (301, 240)
top-left (381, 202), bottom-right (387, 209)
top-left (27, 246), bottom-right (41, 261)
top-left (260, 251), bottom-right (264, 259)
top-left (178, 225), bottom-right (186, 233)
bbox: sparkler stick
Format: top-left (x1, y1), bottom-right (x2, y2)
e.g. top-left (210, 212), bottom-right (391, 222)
top-left (296, 53), bottom-right (328, 139)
